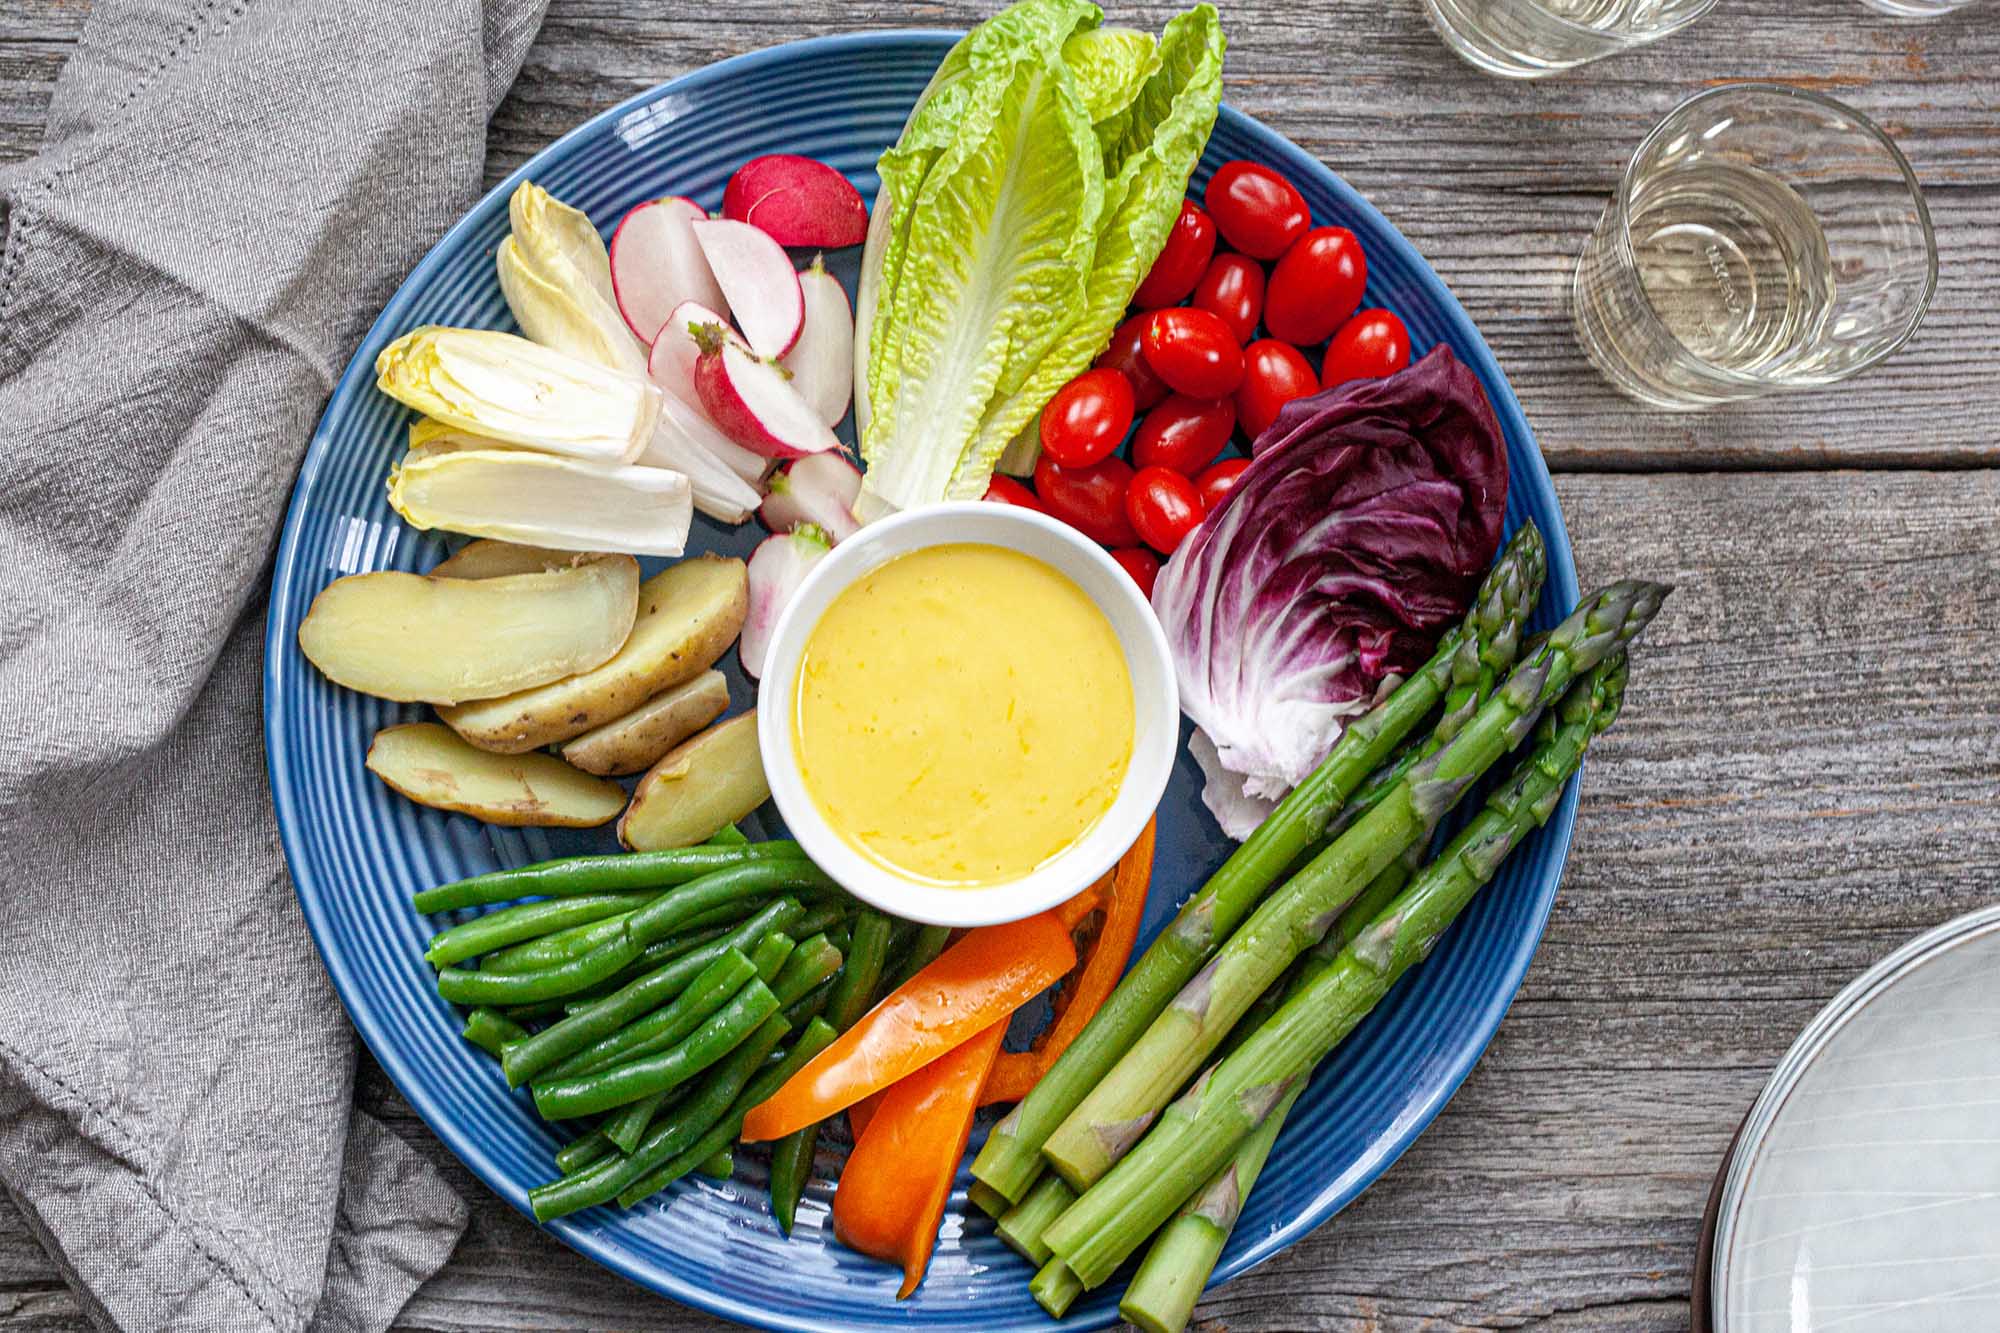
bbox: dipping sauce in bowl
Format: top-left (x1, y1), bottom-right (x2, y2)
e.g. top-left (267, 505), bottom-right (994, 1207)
top-left (791, 543), bottom-right (1135, 888)
top-left (758, 501), bottom-right (1177, 928)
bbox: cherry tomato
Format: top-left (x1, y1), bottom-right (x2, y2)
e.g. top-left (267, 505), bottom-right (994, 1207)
top-left (1132, 200), bottom-right (1216, 309)
top-left (1125, 466), bottom-right (1206, 555)
top-left (1236, 339), bottom-right (1319, 440)
top-left (1039, 368), bottom-right (1135, 468)
top-left (1131, 394), bottom-right (1235, 476)
top-left (1264, 226), bottom-right (1368, 346)
top-left (1142, 308), bottom-right (1244, 399)
top-left (1321, 309), bottom-right (1412, 388)
top-left (1095, 313), bottom-right (1172, 410)
top-left (983, 475), bottom-right (1048, 514)
top-left (1108, 547), bottom-right (1161, 599)
top-left (1191, 253), bottom-right (1265, 345)
top-left (1035, 453), bottom-right (1139, 547)
top-left (1194, 457), bottom-right (1251, 511)
top-left (1203, 161), bottom-right (1309, 259)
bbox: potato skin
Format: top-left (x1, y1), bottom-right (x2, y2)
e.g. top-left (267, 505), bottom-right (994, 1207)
top-left (618, 711), bottom-right (769, 851)
top-left (431, 540), bottom-right (607, 579)
top-left (562, 670), bottom-right (731, 776)
top-left (439, 554), bottom-right (748, 753)
top-left (365, 722), bottom-right (625, 827)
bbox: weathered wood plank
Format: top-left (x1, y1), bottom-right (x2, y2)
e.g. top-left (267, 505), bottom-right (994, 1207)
top-left (3, 0), bottom-right (1995, 468)
top-left (8, 467), bottom-right (1993, 1331)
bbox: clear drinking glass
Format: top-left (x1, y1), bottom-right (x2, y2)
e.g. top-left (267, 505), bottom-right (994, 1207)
top-left (1572, 84), bottom-right (1936, 410)
top-left (1422, 0), bottom-right (1717, 79)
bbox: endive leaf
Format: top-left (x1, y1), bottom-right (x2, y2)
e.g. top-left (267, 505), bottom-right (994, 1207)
top-left (497, 183), bottom-right (647, 377)
top-left (389, 443), bottom-right (692, 557)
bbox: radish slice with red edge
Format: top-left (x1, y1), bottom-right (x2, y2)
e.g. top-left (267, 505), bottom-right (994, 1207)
top-left (760, 453), bottom-right (860, 542)
top-left (690, 322), bottom-right (840, 460)
top-left (780, 258), bottom-right (854, 427)
top-left (742, 524), bottom-right (831, 679)
top-left (723, 155), bottom-right (869, 248)
top-left (647, 304), bottom-right (773, 487)
top-left (690, 218), bottom-right (804, 358)
top-left (609, 197), bottom-right (727, 344)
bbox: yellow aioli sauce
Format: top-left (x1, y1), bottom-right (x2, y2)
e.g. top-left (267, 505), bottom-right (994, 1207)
top-left (792, 543), bottom-right (1135, 888)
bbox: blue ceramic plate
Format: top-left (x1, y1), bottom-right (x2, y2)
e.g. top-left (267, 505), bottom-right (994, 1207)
top-left (266, 31), bottom-right (1579, 1332)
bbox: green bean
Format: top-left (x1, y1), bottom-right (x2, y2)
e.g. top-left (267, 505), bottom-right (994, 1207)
top-left (500, 948), bottom-right (756, 1088)
top-left (539, 903), bottom-right (803, 1082)
top-left (427, 892), bottom-right (658, 969)
top-left (695, 1147), bottom-right (736, 1178)
top-left (414, 841), bottom-right (807, 913)
top-left (887, 924), bottom-right (951, 990)
top-left (436, 862), bottom-right (829, 1005)
top-left (530, 1013), bottom-right (792, 1221)
top-left (460, 1007), bottom-right (529, 1058)
top-left (771, 934), bottom-right (844, 1007)
top-left (483, 915), bottom-right (634, 974)
top-left (616, 1017), bottom-right (839, 1209)
top-left (598, 936), bottom-right (795, 1152)
top-left (768, 909), bottom-right (890, 1235)
top-left (704, 824), bottom-right (750, 847)
top-left (531, 980), bottom-right (781, 1120)
top-left (555, 1129), bottom-right (616, 1176)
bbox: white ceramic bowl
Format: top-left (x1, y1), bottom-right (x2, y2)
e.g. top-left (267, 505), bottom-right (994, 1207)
top-left (756, 502), bottom-right (1179, 928)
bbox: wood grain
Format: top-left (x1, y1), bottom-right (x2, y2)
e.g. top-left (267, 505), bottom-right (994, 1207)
top-left (3, 1), bottom-right (1998, 1329)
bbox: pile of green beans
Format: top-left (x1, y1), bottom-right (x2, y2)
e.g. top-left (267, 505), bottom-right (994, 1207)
top-left (413, 833), bottom-right (921, 1224)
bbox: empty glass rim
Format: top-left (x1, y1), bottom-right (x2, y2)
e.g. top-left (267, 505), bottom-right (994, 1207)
top-left (1607, 81), bottom-right (1939, 390)
top-left (1470, 0), bottom-right (1718, 40)
top-left (1709, 901), bottom-right (2000, 1328)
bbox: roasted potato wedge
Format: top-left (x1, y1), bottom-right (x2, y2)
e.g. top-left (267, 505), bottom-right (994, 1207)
top-left (366, 722), bottom-right (625, 827)
top-left (297, 556), bottom-right (639, 704)
top-left (619, 711), bottom-right (769, 851)
top-left (439, 554), bottom-right (747, 753)
top-left (561, 670), bottom-right (731, 776)
top-left (431, 540), bottom-right (608, 579)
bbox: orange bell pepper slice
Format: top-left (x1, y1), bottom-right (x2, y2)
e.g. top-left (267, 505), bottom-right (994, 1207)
top-left (982, 817), bottom-right (1155, 1105)
top-left (740, 909), bottom-right (1076, 1142)
top-left (833, 1019), bottom-right (1006, 1297)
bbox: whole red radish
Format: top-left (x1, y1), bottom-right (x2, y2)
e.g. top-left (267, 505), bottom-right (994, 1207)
top-left (1132, 200), bottom-right (1216, 309)
top-left (723, 155), bottom-right (869, 248)
top-left (1131, 394), bottom-right (1235, 475)
top-left (1034, 453), bottom-right (1139, 548)
top-left (1095, 313), bottom-right (1172, 410)
top-left (1191, 253), bottom-right (1265, 345)
top-left (1265, 226), bottom-right (1367, 346)
top-left (1322, 309), bottom-right (1411, 387)
top-left (1109, 547), bottom-right (1161, 599)
top-left (609, 197), bottom-right (728, 344)
top-left (1237, 339), bottom-right (1319, 439)
top-left (1126, 466), bottom-right (1205, 554)
top-left (1142, 307), bottom-right (1244, 399)
top-left (1204, 161), bottom-right (1309, 259)
top-left (690, 322), bottom-right (841, 460)
top-left (983, 476), bottom-right (1049, 514)
top-left (690, 218), bottom-right (805, 358)
top-left (1040, 368), bottom-right (1135, 469)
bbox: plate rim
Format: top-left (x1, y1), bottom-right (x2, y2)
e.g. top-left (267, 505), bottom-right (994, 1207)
top-left (264, 28), bottom-right (1580, 1331)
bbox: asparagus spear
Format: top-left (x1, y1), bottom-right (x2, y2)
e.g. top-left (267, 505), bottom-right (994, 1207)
top-left (1040, 580), bottom-right (1663, 1190)
top-left (971, 524), bottom-right (1547, 1203)
top-left (1044, 651), bottom-right (1633, 1288)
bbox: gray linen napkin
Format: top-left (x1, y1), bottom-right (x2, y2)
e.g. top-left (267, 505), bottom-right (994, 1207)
top-left (0, 0), bottom-right (548, 1328)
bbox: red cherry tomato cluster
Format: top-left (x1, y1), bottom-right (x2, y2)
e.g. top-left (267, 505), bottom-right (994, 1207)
top-left (985, 160), bottom-right (1417, 581)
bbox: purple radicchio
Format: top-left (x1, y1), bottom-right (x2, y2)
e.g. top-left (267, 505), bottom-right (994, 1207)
top-left (1150, 345), bottom-right (1509, 838)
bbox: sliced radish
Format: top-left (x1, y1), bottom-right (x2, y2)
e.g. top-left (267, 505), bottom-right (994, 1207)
top-left (780, 257), bottom-right (854, 427)
top-left (647, 298), bottom-right (734, 410)
top-left (760, 453), bottom-right (861, 543)
top-left (742, 524), bottom-right (831, 679)
top-left (690, 218), bottom-right (804, 358)
top-left (690, 323), bottom-right (840, 460)
top-left (610, 198), bottom-right (727, 345)
top-left (723, 155), bottom-right (869, 248)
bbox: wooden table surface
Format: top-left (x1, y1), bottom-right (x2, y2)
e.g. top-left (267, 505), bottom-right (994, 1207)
top-left (3, 1), bottom-right (1997, 1329)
